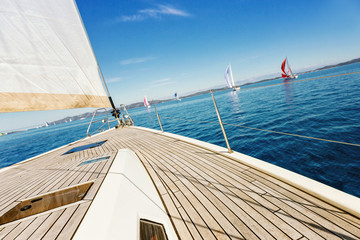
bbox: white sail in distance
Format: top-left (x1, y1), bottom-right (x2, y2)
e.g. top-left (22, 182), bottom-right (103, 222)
top-left (225, 64), bottom-right (236, 88)
top-left (0, 0), bottom-right (110, 112)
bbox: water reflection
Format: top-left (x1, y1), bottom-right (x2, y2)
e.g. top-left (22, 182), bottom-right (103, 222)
top-left (283, 79), bottom-right (294, 105)
top-left (227, 90), bottom-right (242, 113)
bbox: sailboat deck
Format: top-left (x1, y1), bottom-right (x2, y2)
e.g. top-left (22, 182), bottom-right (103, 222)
top-left (0, 127), bottom-right (359, 239)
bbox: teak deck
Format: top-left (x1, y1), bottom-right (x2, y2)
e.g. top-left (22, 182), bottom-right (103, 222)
top-left (0, 127), bottom-right (359, 239)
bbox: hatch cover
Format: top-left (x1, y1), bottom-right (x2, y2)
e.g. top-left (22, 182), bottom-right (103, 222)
top-left (0, 181), bottom-right (93, 225)
top-left (63, 140), bottom-right (107, 155)
top-left (140, 219), bottom-right (168, 240)
top-left (79, 156), bottom-right (110, 166)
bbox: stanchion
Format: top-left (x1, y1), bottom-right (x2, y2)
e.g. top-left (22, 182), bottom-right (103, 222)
top-left (210, 90), bottom-right (232, 153)
top-left (153, 104), bottom-right (164, 132)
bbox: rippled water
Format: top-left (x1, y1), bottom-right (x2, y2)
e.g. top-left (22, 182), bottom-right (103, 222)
top-left (1, 63), bottom-right (360, 197)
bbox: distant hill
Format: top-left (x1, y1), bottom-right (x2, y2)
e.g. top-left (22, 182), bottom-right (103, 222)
top-left (316, 58), bottom-right (360, 71)
top-left (238, 57), bottom-right (360, 88)
top-left (47, 57), bottom-right (360, 125)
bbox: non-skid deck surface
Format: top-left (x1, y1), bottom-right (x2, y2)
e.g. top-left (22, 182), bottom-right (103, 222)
top-left (0, 136), bottom-right (117, 239)
top-left (0, 127), bottom-right (359, 239)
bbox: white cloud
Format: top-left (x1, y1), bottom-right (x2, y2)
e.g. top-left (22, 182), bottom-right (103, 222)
top-left (119, 57), bottom-right (155, 65)
top-left (107, 77), bottom-right (123, 83)
top-left (153, 81), bottom-right (175, 88)
top-left (153, 78), bottom-right (171, 83)
top-left (142, 80), bottom-right (175, 91)
top-left (116, 4), bottom-right (190, 22)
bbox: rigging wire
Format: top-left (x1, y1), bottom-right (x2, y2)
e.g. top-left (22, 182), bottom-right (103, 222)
top-left (159, 116), bottom-right (360, 147)
top-left (2, 71), bottom-right (359, 153)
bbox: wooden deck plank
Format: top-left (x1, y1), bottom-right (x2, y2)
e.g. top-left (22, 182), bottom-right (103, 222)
top-left (56, 201), bottom-right (91, 239)
top-left (0, 222), bottom-right (19, 239)
top-left (41, 204), bottom-right (79, 239)
top-left (124, 128), bottom-right (360, 237)
top-left (136, 151), bottom-right (168, 195)
top-left (128, 134), bottom-right (292, 239)
top-left (125, 135), bottom-right (256, 239)
top-left (264, 195), bottom-right (341, 240)
top-left (138, 132), bottom-right (300, 239)
top-left (1, 127), bottom-right (359, 239)
top-left (28, 156), bottom-right (86, 197)
top-left (34, 163), bottom-right (82, 196)
top-left (275, 210), bottom-right (323, 240)
top-left (127, 139), bottom-right (219, 239)
top-left (142, 147), bottom-right (258, 239)
top-left (82, 177), bottom-right (104, 201)
top-left (244, 169), bottom-right (360, 238)
top-left (27, 209), bottom-right (65, 240)
top-left (130, 145), bottom-right (217, 239)
top-left (146, 131), bottom-right (357, 238)
top-left (14, 213), bottom-right (50, 239)
top-left (113, 128), bottom-right (360, 239)
top-left (2, 217), bottom-right (35, 240)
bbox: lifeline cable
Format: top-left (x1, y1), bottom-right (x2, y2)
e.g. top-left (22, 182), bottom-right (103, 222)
top-left (158, 116), bottom-right (360, 147)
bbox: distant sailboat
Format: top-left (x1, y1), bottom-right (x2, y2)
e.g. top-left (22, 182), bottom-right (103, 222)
top-left (225, 64), bottom-right (240, 91)
top-left (174, 92), bottom-right (181, 101)
top-left (144, 96), bottom-right (151, 108)
top-left (45, 122), bottom-right (49, 127)
top-left (281, 57), bottom-right (298, 79)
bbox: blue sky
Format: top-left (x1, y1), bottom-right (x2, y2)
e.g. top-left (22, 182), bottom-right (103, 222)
top-left (1, 0), bottom-right (360, 131)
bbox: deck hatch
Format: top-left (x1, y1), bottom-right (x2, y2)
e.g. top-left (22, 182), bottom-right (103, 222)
top-left (79, 156), bottom-right (110, 166)
top-left (140, 219), bottom-right (168, 240)
top-left (63, 140), bottom-right (107, 155)
top-left (0, 181), bottom-right (93, 225)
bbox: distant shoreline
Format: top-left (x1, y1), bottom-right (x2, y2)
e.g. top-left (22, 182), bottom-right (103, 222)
top-left (124, 57), bottom-right (360, 110)
top-left (4, 57), bottom-right (358, 133)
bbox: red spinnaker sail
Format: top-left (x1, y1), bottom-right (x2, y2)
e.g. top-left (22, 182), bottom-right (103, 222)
top-left (281, 58), bottom-right (290, 78)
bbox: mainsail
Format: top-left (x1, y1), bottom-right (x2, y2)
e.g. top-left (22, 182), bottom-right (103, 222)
top-left (174, 92), bottom-right (181, 101)
top-left (144, 96), bottom-right (150, 108)
top-left (0, 0), bottom-right (110, 112)
top-left (281, 58), bottom-right (289, 78)
top-left (224, 64), bottom-right (234, 88)
top-left (281, 57), bottom-right (297, 79)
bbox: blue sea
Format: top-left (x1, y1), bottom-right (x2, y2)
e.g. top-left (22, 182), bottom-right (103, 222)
top-left (1, 63), bottom-right (360, 198)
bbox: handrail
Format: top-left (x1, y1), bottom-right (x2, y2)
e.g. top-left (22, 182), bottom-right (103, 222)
top-left (87, 108), bottom-right (111, 137)
top-left (153, 104), bottom-right (163, 132)
top-left (157, 115), bottom-right (360, 147)
top-left (147, 92), bottom-right (360, 147)
top-left (210, 90), bottom-right (232, 153)
top-left (119, 104), bottom-right (134, 126)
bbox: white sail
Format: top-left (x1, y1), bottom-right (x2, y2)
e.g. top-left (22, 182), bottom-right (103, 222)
top-left (286, 59), bottom-right (297, 78)
top-left (229, 64), bottom-right (236, 87)
top-left (224, 64), bottom-right (233, 88)
top-left (0, 0), bottom-right (110, 112)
